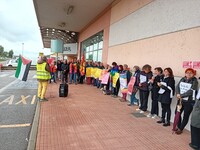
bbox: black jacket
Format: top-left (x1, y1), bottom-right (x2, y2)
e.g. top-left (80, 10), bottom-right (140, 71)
top-left (176, 77), bottom-right (198, 103)
top-left (138, 71), bottom-right (153, 91)
top-left (158, 77), bottom-right (175, 104)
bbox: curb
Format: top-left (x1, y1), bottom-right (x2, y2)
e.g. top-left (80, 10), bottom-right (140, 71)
top-left (27, 101), bottom-right (40, 150)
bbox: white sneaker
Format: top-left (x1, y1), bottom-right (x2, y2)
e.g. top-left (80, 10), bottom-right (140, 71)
top-left (147, 113), bottom-right (152, 118)
top-left (152, 114), bottom-right (158, 119)
top-left (136, 108), bottom-right (140, 111)
top-left (140, 110), bottom-right (144, 114)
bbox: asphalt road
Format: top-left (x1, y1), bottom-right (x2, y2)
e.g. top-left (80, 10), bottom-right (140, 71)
top-left (0, 70), bottom-right (37, 150)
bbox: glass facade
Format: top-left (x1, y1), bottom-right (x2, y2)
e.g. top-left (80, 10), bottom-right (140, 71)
top-left (81, 31), bottom-right (103, 62)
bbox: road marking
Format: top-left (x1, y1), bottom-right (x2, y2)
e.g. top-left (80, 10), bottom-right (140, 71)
top-left (0, 95), bottom-right (14, 105)
top-left (32, 75), bottom-right (37, 79)
top-left (15, 95), bottom-right (30, 105)
top-left (0, 79), bottom-right (18, 94)
top-left (31, 95), bottom-right (36, 104)
top-left (0, 74), bottom-right (9, 78)
top-left (0, 123), bottom-right (31, 128)
top-left (9, 74), bottom-right (15, 78)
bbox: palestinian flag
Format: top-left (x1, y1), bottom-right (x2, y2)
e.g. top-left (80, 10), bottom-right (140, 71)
top-left (15, 55), bottom-right (32, 81)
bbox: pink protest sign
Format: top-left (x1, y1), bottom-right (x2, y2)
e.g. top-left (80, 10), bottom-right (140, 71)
top-left (127, 76), bottom-right (136, 95)
top-left (183, 61), bottom-right (192, 68)
top-left (101, 72), bottom-right (110, 84)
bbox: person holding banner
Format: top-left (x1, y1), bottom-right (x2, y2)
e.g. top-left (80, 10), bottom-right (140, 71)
top-left (175, 68), bottom-right (198, 134)
top-left (137, 64), bottom-right (153, 113)
top-left (128, 66), bottom-right (140, 106)
top-left (119, 64), bottom-right (131, 102)
top-left (110, 62), bottom-right (119, 97)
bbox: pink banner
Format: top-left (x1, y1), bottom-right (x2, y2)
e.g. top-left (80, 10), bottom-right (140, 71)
top-left (101, 72), bottom-right (110, 84)
top-left (127, 76), bottom-right (136, 95)
top-left (193, 61), bottom-right (200, 69)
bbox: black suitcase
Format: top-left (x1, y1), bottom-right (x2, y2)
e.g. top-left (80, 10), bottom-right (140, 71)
top-left (59, 84), bottom-right (68, 97)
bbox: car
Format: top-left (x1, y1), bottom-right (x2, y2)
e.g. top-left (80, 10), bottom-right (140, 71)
top-left (6, 59), bottom-right (18, 67)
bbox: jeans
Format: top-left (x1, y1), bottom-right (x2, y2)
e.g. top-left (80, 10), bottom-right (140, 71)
top-left (50, 72), bottom-right (56, 82)
top-left (130, 93), bottom-right (138, 104)
top-left (191, 125), bottom-right (200, 149)
top-left (70, 73), bottom-right (77, 84)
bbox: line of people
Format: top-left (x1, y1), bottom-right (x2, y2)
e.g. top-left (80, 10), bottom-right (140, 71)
top-left (83, 61), bottom-right (199, 149)
top-left (38, 56), bottom-right (200, 149)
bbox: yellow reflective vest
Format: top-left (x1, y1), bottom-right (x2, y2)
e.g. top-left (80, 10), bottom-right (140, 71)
top-left (36, 62), bottom-right (51, 80)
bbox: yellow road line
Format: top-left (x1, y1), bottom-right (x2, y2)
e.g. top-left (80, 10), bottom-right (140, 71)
top-left (0, 123), bottom-right (31, 128)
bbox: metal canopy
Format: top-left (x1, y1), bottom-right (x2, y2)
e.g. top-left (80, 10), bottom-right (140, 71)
top-left (33, 0), bottom-right (115, 48)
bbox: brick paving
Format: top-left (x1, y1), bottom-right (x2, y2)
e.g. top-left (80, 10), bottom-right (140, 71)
top-left (36, 82), bottom-right (192, 150)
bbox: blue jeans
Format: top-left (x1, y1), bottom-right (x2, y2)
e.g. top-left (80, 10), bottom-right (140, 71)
top-left (70, 73), bottom-right (77, 84)
top-left (50, 72), bottom-right (56, 82)
top-left (130, 93), bottom-right (138, 104)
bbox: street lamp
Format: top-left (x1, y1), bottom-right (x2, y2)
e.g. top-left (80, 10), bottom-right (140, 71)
top-left (22, 43), bottom-right (24, 56)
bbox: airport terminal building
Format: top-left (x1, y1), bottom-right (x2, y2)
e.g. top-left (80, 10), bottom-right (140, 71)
top-left (33, 0), bottom-right (200, 130)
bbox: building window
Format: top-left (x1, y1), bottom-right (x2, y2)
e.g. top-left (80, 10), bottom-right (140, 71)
top-left (81, 31), bottom-right (103, 62)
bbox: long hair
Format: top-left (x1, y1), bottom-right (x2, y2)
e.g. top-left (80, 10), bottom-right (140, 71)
top-left (164, 67), bottom-right (174, 77)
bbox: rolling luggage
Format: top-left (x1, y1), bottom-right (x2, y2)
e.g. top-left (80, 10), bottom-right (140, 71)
top-left (59, 83), bottom-right (68, 97)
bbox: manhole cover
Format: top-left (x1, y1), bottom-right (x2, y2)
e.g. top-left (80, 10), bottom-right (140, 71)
top-left (131, 113), bottom-right (146, 118)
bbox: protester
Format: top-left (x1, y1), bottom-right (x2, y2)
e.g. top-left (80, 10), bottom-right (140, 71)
top-left (112, 63), bottom-right (121, 98)
top-left (119, 64), bottom-right (131, 102)
top-left (189, 88), bottom-right (200, 150)
top-left (147, 67), bottom-right (163, 118)
top-left (128, 66), bottom-right (140, 106)
top-left (61, 60), bottom-right (69, 84)
top-left (49, 61), bottom-right (57, 83)
top-left (137, 64), bottom-right (153, 113)
top-left (175, 68), bottom-right (198, 134)
top-left (36, 56), bottom-right (51, 102)
top-left (110, 62), bottom-right (119, 98)
top-left (157, 68), bottom-right (175, 126)
top-left (57, 60), bottom-right (62, 80)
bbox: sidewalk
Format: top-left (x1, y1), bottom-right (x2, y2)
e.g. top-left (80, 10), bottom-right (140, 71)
top-left (36, 82), bottom-right (192, 150)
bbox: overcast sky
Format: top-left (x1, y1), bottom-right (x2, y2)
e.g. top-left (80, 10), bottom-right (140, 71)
top-left (0, 0), bottom-right (51, 61)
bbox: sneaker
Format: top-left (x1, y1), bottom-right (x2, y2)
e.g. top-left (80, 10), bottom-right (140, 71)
top-left (136, 108), bottom-right (140, 111)
top-left (147, 113), bottom-right (152, 118)
top-left (175, 129), bottom-right (183, 135)
top-left (152, 114), bottom-right (158, 119)
top-left (140, 110), bottom-right (144, 114)
top-left (133, 102), bottom-right (139, 105)
top-left (37, 97), bottom-right (41, 101)
top-left (127, 104), bottom-right (132, 106)
top-left (40, 98), bottom-right (48, 102)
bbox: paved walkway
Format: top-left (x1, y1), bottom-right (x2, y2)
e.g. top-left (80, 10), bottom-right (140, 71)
top-left (36, 82), bottom-right (192, 150)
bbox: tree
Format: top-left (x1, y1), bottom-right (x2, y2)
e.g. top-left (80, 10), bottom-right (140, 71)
top-left (2, 51), bottom-right (8, 57)
top-left (8, 50), bottom-right (14, 58)
top-left (0, 45), bottom-right (4, 56)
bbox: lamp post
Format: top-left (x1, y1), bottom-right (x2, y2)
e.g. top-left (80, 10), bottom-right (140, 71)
top-left (22, 43), bottom-right (24, 56)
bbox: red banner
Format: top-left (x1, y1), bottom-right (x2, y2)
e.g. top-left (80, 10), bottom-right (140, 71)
top-left (183, 61), bottom-right (192, 68)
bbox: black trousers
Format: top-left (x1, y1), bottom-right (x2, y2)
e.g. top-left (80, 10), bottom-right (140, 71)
top-left (177, 101), bottom-right (193, 130)
top-left (139, 90), bottom-right (150, 111)
top-left (161, 103), bottom-right (171, 123)
top-left (113, 79), bottom-right (120, 96)
top-left (151, 91), bottom-right (159, 115)
top-left (191, 125), bottom-right (200, 149)
top-left (79, 75), bottom-right (85, 84)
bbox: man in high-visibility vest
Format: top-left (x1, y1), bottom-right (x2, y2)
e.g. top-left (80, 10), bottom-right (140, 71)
top-left (36, 56), bottom-right (51, 101)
